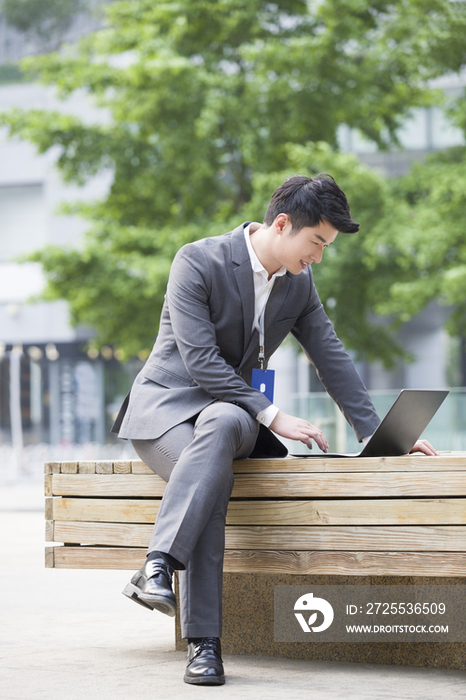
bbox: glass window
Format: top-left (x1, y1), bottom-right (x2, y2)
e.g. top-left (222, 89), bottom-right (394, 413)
top-left (0, 184), bottom-right (46, 262)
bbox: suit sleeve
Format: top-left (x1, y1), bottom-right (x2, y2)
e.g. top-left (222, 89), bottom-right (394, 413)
top-left (165, 243), bottom-right (271, 418)
top-left (292, 272), bottom-right (380, 442)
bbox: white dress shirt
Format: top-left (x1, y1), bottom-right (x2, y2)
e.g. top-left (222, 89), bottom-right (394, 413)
top-left (244, 224), bottom-right (286, 427)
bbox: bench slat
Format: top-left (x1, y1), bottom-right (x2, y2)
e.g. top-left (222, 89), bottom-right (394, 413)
top-left (224, 550), bottom-right (466, 576)
top-left (51, 521), bottom-right (466, 551)
top-left (47, 497), bottom-right (466, 526)
top-left (46, 454), bottom-right (466, 476)
top-left (50, 471), bottom-right (466, 498)
top-left (149, 453), bottom-right (466, 474)
top-left (48, 546), bottom-right (466, 576)
top-left (51, 474), bottom-right (166, 497)
top-left (225, 525), bottom-right (466, 551)
top-left (48, 498), bottom-right (161, 523)
top-left (233, 472), bottom-right (466, 497)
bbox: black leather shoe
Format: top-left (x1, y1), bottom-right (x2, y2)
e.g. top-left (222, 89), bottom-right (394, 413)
top-left (122, 558), bottom-right (176, 617)
top-left (183, 637), bottom-right (225, 685)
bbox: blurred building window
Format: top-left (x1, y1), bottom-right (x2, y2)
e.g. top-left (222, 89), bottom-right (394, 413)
top-left (0, 184), bottom-right (46, 261)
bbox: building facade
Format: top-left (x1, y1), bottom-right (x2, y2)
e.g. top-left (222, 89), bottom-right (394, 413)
top-left (0, 3), bottom-right (140, 459)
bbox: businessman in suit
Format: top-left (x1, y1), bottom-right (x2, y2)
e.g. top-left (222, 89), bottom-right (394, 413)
top-left (112, 174), bottom-right (435, 685)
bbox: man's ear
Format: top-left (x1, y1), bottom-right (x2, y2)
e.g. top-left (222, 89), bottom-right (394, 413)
top-left (275, 213), bottom-right (288, 234)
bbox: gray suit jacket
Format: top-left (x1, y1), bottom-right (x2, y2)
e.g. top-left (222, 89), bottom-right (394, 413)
top-left (112, 223), bottom-right (380, 451)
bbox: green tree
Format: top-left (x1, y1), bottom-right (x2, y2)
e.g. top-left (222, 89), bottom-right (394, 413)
top-left (366, 143), bottom-right (466, 339)
top-left (1, 0), bottom-right (465, 360)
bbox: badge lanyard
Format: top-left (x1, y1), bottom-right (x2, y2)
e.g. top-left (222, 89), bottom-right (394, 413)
top-left (258, 309), bottom-right (266, 370)
top-left (251, 305), bottom-right (275, 402)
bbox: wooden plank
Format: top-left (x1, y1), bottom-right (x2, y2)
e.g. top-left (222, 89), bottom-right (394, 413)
top-left (61, 462), bottom-right (78, 474)
top-left (54, 521), bottom-right (150, 547)
top-left (78, 461), bottom-right (96, 474)
top-left (45, 547), bottom-right (54, 568)
top-left (49, 546), bottom-right (466, 576)
top-left (129, 453), bottom-right (466, 475)
top-left (50, 498), bottom-right (161, 523)
top-left (51, 474), bottom-right (166, 497)
top-left (237, 453), bottom-right (466, 473)
top-left (50, 471), bottom-right (466, 498)
top-left (45, 520), bottom-right (54, 543)
top-left (223, 550), bottom-right (466, 576)
top-left (44, 462), bottom-right (54, 475)
top-left (114, 461), bottom-right (131, 474)
top-left (51, 547), bottom-right (142, 569)
top-left (224, 525), bottom-right (466, 551)
top-left (46, 452), bottom-right (466, 479)
top-left (48, 497), bottom-right (466, 526)
top-left (52, 521), bottom-right (466, 551)
top-left (132, 461), bottom-right (153, 474)
top-left (96, 461), bottom-right (113, 475)
top-left (45, 497), bottom-right (53, 521)
top-left (231, 471), bottom-right (466, 497)
top-left (53, 546), bottom-right (146, 569)
top-left (44, 475), bottom-right (52, 497)
top-left (227, 499), bottom-right (466, 525)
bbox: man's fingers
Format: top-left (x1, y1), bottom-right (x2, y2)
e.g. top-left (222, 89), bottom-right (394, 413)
top-left (299, 422), bottom-right (328, 452)
top-left (269, 412), bottom-right (328, 451)
top-left (410, 439), bottom-right (438, 456)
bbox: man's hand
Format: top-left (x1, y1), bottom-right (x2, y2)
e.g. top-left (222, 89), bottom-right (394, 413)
top-left (409, 439), bottom-right (438, 456)
top-left (269, 410), bottom-right (329, 452)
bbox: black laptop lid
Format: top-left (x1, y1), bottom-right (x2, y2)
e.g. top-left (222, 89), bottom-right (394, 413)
top-left (292, 388), bottom-right (449, 458)
top-left (359, 389), bottom-right (448, 457)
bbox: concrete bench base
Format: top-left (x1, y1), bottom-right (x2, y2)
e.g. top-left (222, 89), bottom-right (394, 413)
top-left (176, 572), bottom-right (466, 672)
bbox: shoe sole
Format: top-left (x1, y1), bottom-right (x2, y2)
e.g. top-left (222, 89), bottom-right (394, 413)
top-left (122, 583), bottom-right (176, 617)
top-left (183, 674), bottom-right (225, 686)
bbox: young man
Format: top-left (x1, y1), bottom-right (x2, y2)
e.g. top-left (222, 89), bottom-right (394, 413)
top-left (112, 174), bottom-right (435, 685)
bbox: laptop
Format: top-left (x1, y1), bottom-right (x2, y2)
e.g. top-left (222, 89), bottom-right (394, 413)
top-left (292, 389), bottom-right (448, 458)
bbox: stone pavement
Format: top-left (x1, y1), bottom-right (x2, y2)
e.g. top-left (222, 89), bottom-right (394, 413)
top-left (0, 482), bottom-right (465, 700)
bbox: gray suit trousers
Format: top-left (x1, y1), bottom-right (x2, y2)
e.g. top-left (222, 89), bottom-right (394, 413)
top-left (132, 401), bottom-right (260, 639)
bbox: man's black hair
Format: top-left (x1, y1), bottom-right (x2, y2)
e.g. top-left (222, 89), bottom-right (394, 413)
top-left (263, 174), bottom-right (359, 234)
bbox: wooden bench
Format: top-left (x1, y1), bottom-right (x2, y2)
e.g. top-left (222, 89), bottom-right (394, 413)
top-left (45, 453), bottom-right (466, 575)
top-left (44, 453), bottom-right (466, 670)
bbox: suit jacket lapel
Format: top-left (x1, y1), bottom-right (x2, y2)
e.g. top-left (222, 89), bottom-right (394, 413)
top-left (231, 224), bottom-right (255, 358)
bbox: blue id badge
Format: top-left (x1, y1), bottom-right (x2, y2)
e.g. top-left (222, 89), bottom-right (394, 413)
top-left (251, 368), bottom-right (275, 403)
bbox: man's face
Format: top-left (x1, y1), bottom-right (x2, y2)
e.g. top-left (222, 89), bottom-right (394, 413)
top-left (273, 216), bottom-right (338, 275)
